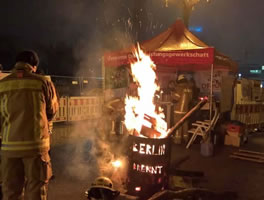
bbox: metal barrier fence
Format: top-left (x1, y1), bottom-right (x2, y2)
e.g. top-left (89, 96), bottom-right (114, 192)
top-left (231, 81), bottom-right (264, 130)
top-left (53, 96), bottom-right (104, 123)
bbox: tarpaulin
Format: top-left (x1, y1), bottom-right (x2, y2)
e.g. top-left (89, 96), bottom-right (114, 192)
top-left (104, 48), bottom-right (214, 67)
top-left (103, 19), bottom-right (237, 73)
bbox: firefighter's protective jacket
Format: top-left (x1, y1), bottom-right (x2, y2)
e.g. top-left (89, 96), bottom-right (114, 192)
top-left (0, 62), bottom-right (59, 157)
top-left (172, 80), bottom-right (193, 114)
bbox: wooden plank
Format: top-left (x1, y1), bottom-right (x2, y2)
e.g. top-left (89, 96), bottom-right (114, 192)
top-left (233, 152), bottom-right (264, 160)
top-left (239, 149), bottom-right (264, 156)
top-left (230, 155), bottom-right (264, 163)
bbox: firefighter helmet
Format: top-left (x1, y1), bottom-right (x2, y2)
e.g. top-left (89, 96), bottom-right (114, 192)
top-left (177, 74), bottom-right (186, 81)
top-left (91, 177), bottom-right (115, 191)
top-left (85, 177), bottom-right (120, 199)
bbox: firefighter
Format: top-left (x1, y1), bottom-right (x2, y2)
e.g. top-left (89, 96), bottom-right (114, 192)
top-left (85, 176), bottom-right (120, 200)
top-left (0, 50), bottom-right (59, 200)
top-left (0, 136), bottom-right (2, 200)
top-left (171, 74), bottom-right (193, 144)
top-left (162, 80), bottom-right (176, 102)
top-left (104, 98), bottom-right (125, 135)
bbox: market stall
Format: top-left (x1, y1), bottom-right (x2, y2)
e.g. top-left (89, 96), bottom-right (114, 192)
top-left (102, 19), bottom-right (237, 125)
top-left (103, 19), bottom-right (236, 94)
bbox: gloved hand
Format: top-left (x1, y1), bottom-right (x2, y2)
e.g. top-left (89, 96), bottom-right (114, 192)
top-left (48, 121), bottom-right (53, 134)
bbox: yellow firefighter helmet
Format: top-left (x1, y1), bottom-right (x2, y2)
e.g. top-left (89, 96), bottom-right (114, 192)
top-left (86, 177), bottom-right (120, 199)
top-left (177, 74), bottom-right (186, 81)
top-left (91, 176), bottom-right (115, 191)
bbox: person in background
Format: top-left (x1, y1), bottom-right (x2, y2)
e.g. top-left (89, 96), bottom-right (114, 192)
top-left (161, 80), bottom-right (176, 102)
top-left (189, 76), bottom-right (200, 106)
top-left (171, 74), bottom-right (193, 144)
top-left (104, 97), bottom-right (125, 135)
top-left (0, 50), bottom-right (59, 200)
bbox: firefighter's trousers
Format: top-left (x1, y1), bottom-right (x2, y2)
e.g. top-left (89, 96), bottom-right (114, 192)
top-left (1, 154), bottom-right (52, 200)
top-left (173, 113), bottom-right (189, 144)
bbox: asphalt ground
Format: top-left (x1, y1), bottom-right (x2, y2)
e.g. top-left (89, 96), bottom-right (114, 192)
top-left (48, 121), bottom-right (264, 200)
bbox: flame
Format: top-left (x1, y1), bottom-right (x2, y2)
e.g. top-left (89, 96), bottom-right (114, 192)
top-left (124, 44), bottom-right (168, 138)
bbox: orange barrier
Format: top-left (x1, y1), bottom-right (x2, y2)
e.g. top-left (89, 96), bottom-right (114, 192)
top-left (67, 96), bottom-right (103, 121)
top-left (53, 97), bottom-right (68, 122)
top-left (52, 96), bottom-right (103, 123)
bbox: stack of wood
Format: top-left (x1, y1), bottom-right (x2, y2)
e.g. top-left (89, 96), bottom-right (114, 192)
top-left (230, 149), bottom-right (264, 163)
top-left (138, 114), bottom-right (162, 138)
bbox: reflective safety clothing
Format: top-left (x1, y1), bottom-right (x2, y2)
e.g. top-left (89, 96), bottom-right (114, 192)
top-left (172, 80), bottom-right (193, 144)
top-left (0, 62), bottom-right (58, 200)
top-left (2, 154), bottom-right (52, 200)
top-left (0, 62), bottom-right (59, 157)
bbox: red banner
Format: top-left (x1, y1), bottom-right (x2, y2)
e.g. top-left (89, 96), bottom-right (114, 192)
top-left (104, 48), bottom-right (215, 68)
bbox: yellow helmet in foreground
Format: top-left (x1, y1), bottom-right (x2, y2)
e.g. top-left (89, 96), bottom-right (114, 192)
top-left (91, 177), bottom-right (114, 191)
top-left (85, 177), bottom-right (120, 199)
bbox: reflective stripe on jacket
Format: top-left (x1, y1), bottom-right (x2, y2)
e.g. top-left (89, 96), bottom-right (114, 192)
top-left (173, 81), bottom-right (193, 113)
top-left (0, 62), bottom-right (59, 157)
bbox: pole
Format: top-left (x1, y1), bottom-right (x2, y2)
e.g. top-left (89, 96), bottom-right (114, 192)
top-left (207, 63), bottom-right (214, 141)
top-left (133, 0), bottom-right (147, 42)
top-left (102, 56), bottom-right (105, 92)
top-left (166, 99), bottom-right (207, 137)
top-left (182, 2), bottom-right (192, 28)
top-left (209, 63), bottom-right (214, 121)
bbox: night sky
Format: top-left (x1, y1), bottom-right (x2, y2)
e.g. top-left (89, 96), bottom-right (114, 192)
top-left (0, 0), bottom-right (263, 76)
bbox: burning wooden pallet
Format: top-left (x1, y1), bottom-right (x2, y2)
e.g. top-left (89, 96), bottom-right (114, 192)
top-left (230, 149), bottom-right (264, 163)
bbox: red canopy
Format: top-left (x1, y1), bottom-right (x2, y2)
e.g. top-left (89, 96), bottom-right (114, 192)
top-left (104, 19), bottom-right (237, 73)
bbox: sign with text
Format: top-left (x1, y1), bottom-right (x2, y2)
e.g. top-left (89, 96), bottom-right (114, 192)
top-left (130, 137), bottom-right (169, 175)
top-left (104, 48), bottom-right (214, 67)
top-left (194, 69), bottom-right (229, 99)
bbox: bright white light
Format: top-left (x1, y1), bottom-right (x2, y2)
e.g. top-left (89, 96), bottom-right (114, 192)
top-left (135, 187), bottom-right (141, 191)
top-left (238, 73), bottom-right (242, 77)
top-left (260, 84), bottom-right (263, 88)
top-left (112, 160), bottom-right (122, 168)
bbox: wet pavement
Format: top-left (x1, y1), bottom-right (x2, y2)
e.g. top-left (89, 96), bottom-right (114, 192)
top-left (48, 121), bottom-right (264, 200)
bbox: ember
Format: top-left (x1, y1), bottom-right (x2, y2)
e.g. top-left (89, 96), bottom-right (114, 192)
top-left (112, 160), bottom-right (122, 168)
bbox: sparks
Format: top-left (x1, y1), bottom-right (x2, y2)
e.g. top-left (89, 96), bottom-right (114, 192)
top-left (112, 160), bottom-right (122, 168)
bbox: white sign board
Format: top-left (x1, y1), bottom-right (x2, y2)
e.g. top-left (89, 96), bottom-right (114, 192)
top-left (194, 69), bottom-right (229, 99)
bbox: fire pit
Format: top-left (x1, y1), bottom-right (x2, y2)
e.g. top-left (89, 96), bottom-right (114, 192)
top-left (122, 45), bottom-right (172, 198)
top-left (126, 135), bottom-right (171, 198)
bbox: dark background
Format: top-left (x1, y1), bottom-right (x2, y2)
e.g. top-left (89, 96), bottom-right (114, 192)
top-left (0, 0), bottom-right (263, 78)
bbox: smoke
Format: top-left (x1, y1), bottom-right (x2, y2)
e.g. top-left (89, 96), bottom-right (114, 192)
top-left (53, 119), bottom-right (129, 192)
top-left (73, 28), bottom-right (133, 78)
top-left (72, 0), bottom-right (135, 78)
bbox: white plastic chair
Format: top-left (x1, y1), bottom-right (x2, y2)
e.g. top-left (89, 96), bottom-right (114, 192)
top-left (186, 104), bottom-right (220, 149)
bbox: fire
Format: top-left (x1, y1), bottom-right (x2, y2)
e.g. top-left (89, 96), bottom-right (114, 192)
top-left (124, 45), bottom-right (168, 138)
top-left (112, 160), bottom-right (122, 168)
